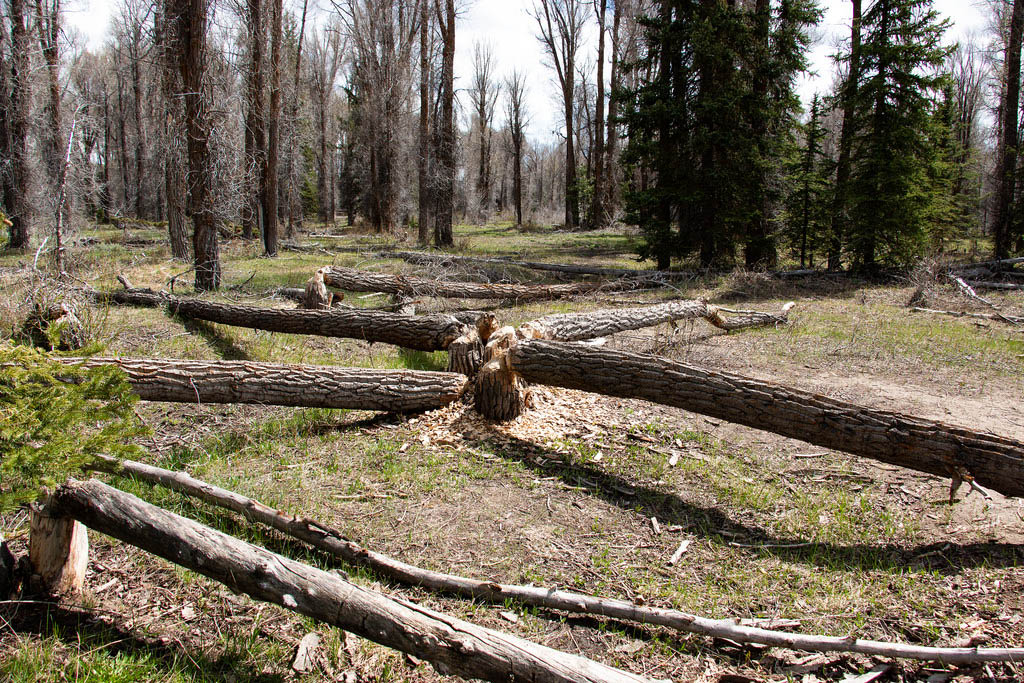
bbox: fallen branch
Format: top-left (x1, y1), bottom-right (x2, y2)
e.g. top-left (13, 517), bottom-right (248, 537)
top-left (61, 358), bottom-right (468, 412)
top-left (91, 456), bottom-right (1024, 664)
top-left (90, 287), bottom-right (467, 351)
top-left (947, 274), bottom-right (1000, 310)
top-left (323, 266), bottom-right (653, 301)
top-left (51, 479), bottom-right (651, 683)
top-left (909, 307), bottom-right (1023, 327)
top-left (475, 340), bottom-right (1024, 498)
top-left (967, 281), bottom-right (1024, 291)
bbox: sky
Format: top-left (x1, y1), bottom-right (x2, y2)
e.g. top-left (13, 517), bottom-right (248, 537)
top-left (66, 0), bottom-right (994, 142)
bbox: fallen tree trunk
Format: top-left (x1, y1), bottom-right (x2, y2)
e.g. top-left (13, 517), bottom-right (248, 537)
top-left (52, 479), bottom-right (650, 683)
top-left (476, 340), bottom-right (1024, 498)
top-left (967, 280), bottom-right (1024, 291)
top-left (62, 358), bottom-right (467, 412)
top-left (93, 455), bottom-right (1024, 664)
top-left (909, 307), bottom-right (1023, 327)
top-left (92, 288), bottom-right (467, 351)
top-left (382, 250), bottom-right (692, 280)
top-left (322, 266), bottom-right (651, 301)
top-left (524, 301), bottom-right (794, 341)
top-left (952, 256), bottom-right (1024, 271)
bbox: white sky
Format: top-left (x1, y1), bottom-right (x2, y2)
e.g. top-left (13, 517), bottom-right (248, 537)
top-left (66, 0), bottom-right (993, 141)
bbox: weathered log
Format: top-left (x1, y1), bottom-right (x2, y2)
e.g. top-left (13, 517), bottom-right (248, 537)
top-left (19, 302), bottom-right (86, 351)
top-left (92, 288), bottom-right (467, 351)
top-left (51, 479), bottom-right (650, 683)
top-left (28, 496), bottom-right (88, 597)
top-left (967, 280), bottom-right (1024, 291)
top-left (94, 455), bottom-right (1024, 664)
top-left (61, 357), bottom-right (468, 412)
top-left (382, 250), bottom-right (692, 280)
top-left (909, 307), bottom-right (1023, 327)
top-left (446, 313), bottom-right (499, 375)
top-left (524, 300), bottom-right (794, 341)
top-left (322, 266), bottom-right (652, 301)
top-left (952, 256), bottom-right (1024, 271)
top-left (477, 340), bottom-right (1024, 498)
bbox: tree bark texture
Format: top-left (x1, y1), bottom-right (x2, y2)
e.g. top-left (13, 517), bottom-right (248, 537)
top-left (262, 0), bottom-right (283, 256)
top-left (478, 340), bottom-right (1024, 498)
top-left (322, 266), bottom-right (649, 300)
top-left (29, 499), bottom-right (88, 597)
top-left (64, 357), bottom-right (467, 412)
top-left (417, 0), bottom-right (431, 244)
top-left (994, 0), bottom-right (1024, 259)
top-left (242, 0), bottom-right (266, 241)
top-left (432, 0), bottom-right (456, 247)
top-left (160, 0), bottom-right (190, 260)
top-left (52, 479), bottom-right (652, 683)
top-left (5, 0), bottom-right (33, 248)
top-left (94, 288), bottom-right (468, 351)
top-left (384, 251), bottom-right (693, 280)
top-left (828, 0), bottom-right (862, 271)
top-left (94, 455), bottom-right (1024, 664)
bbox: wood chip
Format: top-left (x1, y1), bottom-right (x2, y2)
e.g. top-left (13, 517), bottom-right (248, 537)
top-left (651, 517), bottom-right (661, 535)
top-left (668, 539), bottom-right (691, 565)
top-left (842, 664), bottom-right (891, 683)
top-left (291, 632), bottom-right (321, 673)
top-left (499, 611), bottom-right (519, 623)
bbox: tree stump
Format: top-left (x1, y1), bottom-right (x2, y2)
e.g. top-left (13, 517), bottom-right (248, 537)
top-left (302, 267), bottom-right (334, 309)
top-left (29, 497), bottom-right (88, 597)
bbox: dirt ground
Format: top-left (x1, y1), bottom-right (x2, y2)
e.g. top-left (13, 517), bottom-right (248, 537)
top-left (2, 226), bottom-right (1024, 683)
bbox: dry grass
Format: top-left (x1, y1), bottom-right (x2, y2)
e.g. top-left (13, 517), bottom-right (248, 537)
top-left (2, 222), bottom-right (1024, 682)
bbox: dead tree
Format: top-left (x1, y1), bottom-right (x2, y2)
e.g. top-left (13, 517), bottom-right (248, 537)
top-left (284, 0), bottom-right (307, 237)
top-left (262, 0), bottom-right (283, 255)
top-left (417, 0), bottom-right (432, 243)
top-left (308, 24), bottom-right (342, 226)
top-left (433, 0), bottom-right (456, 246)
top-left (34, 0), bottom-right (64, 222)
top-left (505, 70), bottom-right (528, 228)
top-left (172, 0), bottom-right (221, 290)
top-left (588, 0), bottom-right (607, 229)
top-left (242, 0), bottom-right (266, 240)
top-left (64, 357), bottom-right (468, 411)
top-left (470, 41), bottom-right (498, 217)
top-left (475, 340), bottom-right (1024, 498)
top-left (533, 0), bottom-right (585, 230)
top-left (158, 0), bottom-right (189, 259)
top-left (50, 479), bottom-right (654, 683)
top-left (993, 0), bottom-right (1024, 259)
top-left (4, 0), bottom-right (33, 248)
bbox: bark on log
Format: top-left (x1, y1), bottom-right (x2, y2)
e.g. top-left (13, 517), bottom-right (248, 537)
top-left (909, 307), bottom-right (1023, 327)
top-left (302, 267), bottom-right (334, 309)
top-left (952, 256), bottom-right (1024, 271)
top-left (967, 281), bottom-right (1024, 291)
top-left (52, 479), bottom-right (651, 683)
top-left (446, 313), bottom-right (499, 375)
top-left (93, 455), bottom-right (1024, 664)
top-left (478, 340), bottom-right (1024, 498)
top-left (382, 250), bottom-right (692, 280)
top-left (62, 358), bottom-right (468, 412)
top-left (92, 288), bottom-right (467, 351)
top-left (322, 266), bottom-right (651, 301)
top-left (29, 498), bottom-right (88, 597)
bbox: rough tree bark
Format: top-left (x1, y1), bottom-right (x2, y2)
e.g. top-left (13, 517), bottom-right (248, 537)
top-left (322, 266), bottom-right (650, 300)
top-left (417, 0), bottom-right (431, 244)
top-left (262, 0), bottom-right (283, 256)
top-left (93, 287), bottom-right (468, 351)
top-left (159, 0), bottom-right (190, 259)
top-left (432, 0), bottom-right (456, 247)
top-left (476, 340), bottom-right (1024, 498)
top-left (994, 0), bottom-right (1024, 259)
top-left (588, 0), bottom-right (607, 229)
top-left (828, 0), bottom-right (862, 271)
top-left (5, 0), bottom-right (33, 248)
top-left (95, 455), bottom-right (1024, 664)
top-left (52, 479), bottom-right (652, 683)
top-left (386, 250), bottom-right (693, 279)
top-left (64, 357), bottom-right (468, 412)
top-left (242, 0), bottom-right (266, 241)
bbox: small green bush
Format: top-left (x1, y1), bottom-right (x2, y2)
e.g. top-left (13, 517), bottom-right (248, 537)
top-left (0, 343), bottom-right (148, 512)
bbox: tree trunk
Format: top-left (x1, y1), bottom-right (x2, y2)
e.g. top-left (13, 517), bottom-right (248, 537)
top-left (322, 266), bottom-right (649, 300)
top-left (175, 0), bottom-right (221, 290)
top-left (475, 340), bottom-right (1024, 498)
top-left (35, 0), bottom-right (64, 224)
top-left (285, 0), bottom-right (307, 238)
top-left (417, 0), bottom-right (431, 244)
top-left (603, 0), bottom-right (622, 217)
top-left (160, 0), bottom-right (190, 259)
top-left (94, 454), bottom-right (1024, 664)
top-left (386, 250), bottom-right (693, 279)
top-left (95, 288), bottom-right (468, 351)
top-left (588, 0), bottom-right (607, 230)
top-left (828, 0), bottom-right (862, 271)
top-left (243, 0), bottom-right (266, 241)
top-left (52, 479), bottom-right (651, 683)
top-left (433, 0), bottom-right (456, 247)
top-left (28, 497), bottom-right (88, 597)
top-left (993, 0), bottom-right (1024, 259)
top-left (262, 0), bottom-right (282, 256)
top-left (64, 357), bottom-right (467, 412)
top-left (5, 0), bottom-right (32, 248)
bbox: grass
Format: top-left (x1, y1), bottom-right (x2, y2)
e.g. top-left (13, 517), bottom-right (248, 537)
top-left (2, 219), bottom-right (1024, 681)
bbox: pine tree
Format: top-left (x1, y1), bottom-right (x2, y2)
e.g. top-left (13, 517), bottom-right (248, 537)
top-left (845, 0), bottom-right (951, 270)
top-left (786, 93), bottom-right (830, 267)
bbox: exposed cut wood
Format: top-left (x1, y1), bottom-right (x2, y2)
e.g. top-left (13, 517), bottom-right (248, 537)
top-left (51, 479), bottom-right (651, 683)
top-left (302, 266), bottom-right (335, 309)
top-left (477, 340), bottom-right (1024, 498)
top-left (92, 455), bottom-right (1024, 664)
top-left (322, 266), bottom-right (652, 300)
top-left (29, 496), bottom-right (88, 597)
top-left (91, 287), bottom-right (468, 351)
top-left (61, 357), bottom-right (468, 412)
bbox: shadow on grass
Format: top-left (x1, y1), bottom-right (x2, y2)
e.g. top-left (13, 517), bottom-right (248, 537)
top-left (0, 601), bottom-right (284, 683)
top-left (178, 317), bottom-right (251, 361)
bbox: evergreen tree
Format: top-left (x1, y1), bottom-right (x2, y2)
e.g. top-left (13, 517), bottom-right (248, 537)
top-left (786, 93), bottom-right (830, 267)
top-left (844, 0), bottom-right (951, 270)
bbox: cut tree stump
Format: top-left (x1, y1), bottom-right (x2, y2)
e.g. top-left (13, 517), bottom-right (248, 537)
top-left (322, 266), bottom-right (651, 301)
top-left (51, 479), bottom-right (651, 683)
top-left (92, 287), bottom-right (468, 351)
top-left (29, 495), bottom-right (88, 597)
top-left (476, 340), bottom-right (1024, 498)
top-left (302, 267), bottom-right (335, 309)
top-left (61, 358), bottom-right (468, 412)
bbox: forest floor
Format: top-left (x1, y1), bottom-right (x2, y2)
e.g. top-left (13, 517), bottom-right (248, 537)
top-left (1, 221), bottom-right (1023, 682)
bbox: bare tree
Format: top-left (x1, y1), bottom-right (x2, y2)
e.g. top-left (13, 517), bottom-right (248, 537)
top-left (993, 0), bottom-right (1023, 258)
top-left (1, 0), bottom-right (32, 248)
top-left (242, 0), bottom-right (266, 239)
top-left (171, 0), bottom-right (220, 289)
top-left (588, 0), bottom-right (607, 229)
top-left (285, 0), bottom-right (307, 237)
top-left (308, 24), bottom-right (341, 225)
top-left (533, 0), bottom-right (585, 230)
top-left (505, 69), bottom-right (528, 227)
top-left (262, 0), bottom-right (282, 255)
top-left (469, 40), bottom-right (498, 218)
top-left (35, 0), bottom-right (65, 223)
top-left (158, 0), bottom-right (189, 259)
top-left (433, 0), bottom-right (456, 246)
top-left (417, 0), bottom-right (431, 243)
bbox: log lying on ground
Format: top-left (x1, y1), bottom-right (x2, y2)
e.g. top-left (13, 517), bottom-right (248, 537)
top-left (952, 256), bottom-right (1024, 272)
top-left (62, 358), bottom-right (467, 412)
top-left (382, 250), bottom-right (693, 280)
top-left (323, 266), bottom-right (652, 301)
top-left (92, 288), bottom-right (467, 351)
top-left (476, 340), bottom-right (1024, 498)
top-left (968, 280), bottom-right (1024, 291)
top-left (93, 455), bottom-right (1024, 664)
top-left (910, 307), bottom-right (1024, 327)
top-left (51, 479), bottom-right (651, 683)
